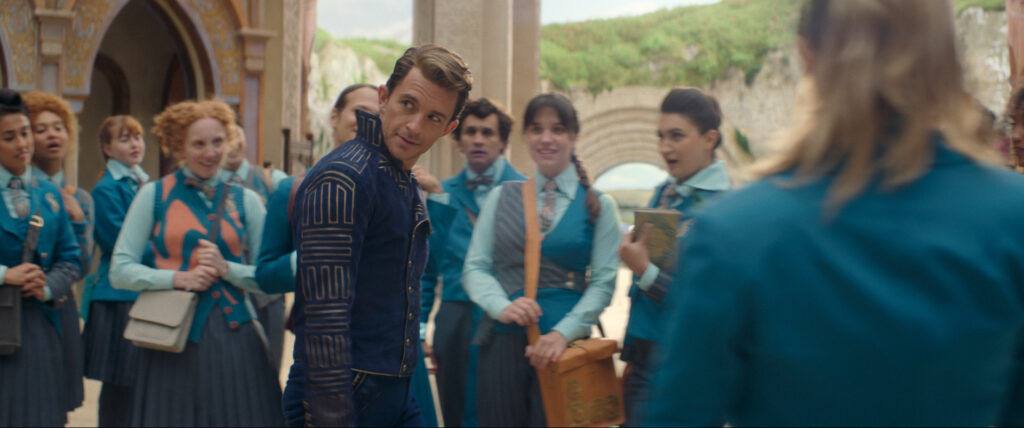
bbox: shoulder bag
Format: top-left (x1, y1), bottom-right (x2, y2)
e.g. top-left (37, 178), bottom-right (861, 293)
top-left (123, 184), bottom-right (229, 353)
top-left (522, 178), bottom-right (625, 427)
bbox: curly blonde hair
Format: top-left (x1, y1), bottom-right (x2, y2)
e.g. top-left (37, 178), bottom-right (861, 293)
top-left (21, 91), bottom-right (79, 151)
top-left (152, 100), bottom-right (237, 158)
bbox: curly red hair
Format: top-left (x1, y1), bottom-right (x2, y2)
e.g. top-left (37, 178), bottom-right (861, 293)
top-left (152, 100), bottom-right (237, 159)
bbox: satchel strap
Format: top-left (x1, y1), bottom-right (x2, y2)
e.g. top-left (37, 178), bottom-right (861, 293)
top-left (209, 183), bottom-right (231, 241)
top-left (522, 178), bottom-right (542, 346)
top-left (21, 206), bottom-right (44, 264)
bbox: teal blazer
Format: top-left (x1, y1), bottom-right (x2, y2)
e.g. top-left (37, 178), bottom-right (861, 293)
top-left (644, 139), bottom-right (1024, 426)
top-left (0, 178), bottom-right (82, 328)
top-left (256, 175), bottom-right (296, 293)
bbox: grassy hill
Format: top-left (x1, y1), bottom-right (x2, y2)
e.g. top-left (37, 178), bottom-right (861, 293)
top-left (314, 0), bottom-right (1006, 94)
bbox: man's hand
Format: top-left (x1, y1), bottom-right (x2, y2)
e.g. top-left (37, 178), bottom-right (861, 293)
top-left (61, 185), bottom-right (85, 222)
top-left (498, 297), bottom-right (543, 326)
top-left (173, 265), bottom-right (220, 292)
top-left (412, 165), bottom-right (443, 194)
top-left (4, 263), bottom-right (45, 288)
top-left (196, 239), bottom-right (229, 277)
top-left (525, 330), bottom-right (568, 369)
top-left (619, 223), bottom-right (652, 276)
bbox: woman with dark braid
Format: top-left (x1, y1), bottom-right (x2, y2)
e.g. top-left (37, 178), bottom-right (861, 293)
top-left (463, 93), bottom-right (621, 427)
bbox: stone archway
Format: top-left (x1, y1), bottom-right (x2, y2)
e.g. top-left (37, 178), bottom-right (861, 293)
top-left (572, 86), bottom-right (751, 185)
top-left (73, 0), bottom-right (242, 189)
top-left (573, 86), bottom-right (667, 180)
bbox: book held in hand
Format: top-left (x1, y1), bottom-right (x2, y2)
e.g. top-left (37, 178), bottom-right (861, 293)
top-left (634, 209), bottom-right (691, 272)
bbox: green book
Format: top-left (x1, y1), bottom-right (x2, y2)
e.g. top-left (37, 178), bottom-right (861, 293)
top-left (633, 209), bottom-right (689, 272)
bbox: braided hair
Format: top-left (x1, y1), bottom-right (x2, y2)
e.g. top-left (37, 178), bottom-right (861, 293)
top-left (523, 93), bottom-right (601, 222)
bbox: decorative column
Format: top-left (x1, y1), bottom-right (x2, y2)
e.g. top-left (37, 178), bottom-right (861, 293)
top-left (240, 27), bottom-right (276, 164)
top-left (34, 7), bottom-right (74, 94)
top-left (413, 0), bottom-right (526, 179)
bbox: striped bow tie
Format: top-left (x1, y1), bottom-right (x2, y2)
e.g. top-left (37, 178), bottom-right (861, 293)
top-left (466, 175), bottom-right (494, 191)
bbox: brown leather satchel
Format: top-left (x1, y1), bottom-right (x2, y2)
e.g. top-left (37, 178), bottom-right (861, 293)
top-left (522, 178), bottom-right (625, 427)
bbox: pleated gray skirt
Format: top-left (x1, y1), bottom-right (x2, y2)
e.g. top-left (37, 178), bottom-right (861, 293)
top-left (0, 301), bottom-right (69, 427)
top-left (131, 309), bottom-right (285, 427)
top-left (83, 300), bottom-right (140, 386)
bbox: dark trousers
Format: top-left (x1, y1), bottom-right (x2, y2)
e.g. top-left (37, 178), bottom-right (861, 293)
top-left (477, 332), bottom-right (546, 427)
top-left (433, 301), bottom-right (473, 427)
top-left (255, 297), bottom-right (286, 373)
top-left (98, 382), bottom-right (133, 427)
top-left (621, 339), bottom-right (655, 427)
top-left (283, 363), bottom-right (423, 427)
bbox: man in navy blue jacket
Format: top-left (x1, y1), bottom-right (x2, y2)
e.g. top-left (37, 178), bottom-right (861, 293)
top-left (291, 43), bottom-right (472, 427)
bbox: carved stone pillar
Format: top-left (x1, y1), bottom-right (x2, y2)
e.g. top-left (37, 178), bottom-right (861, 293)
top-left (241, 27), bottom-right (276, 164)
top-left (34, 8), bottom-right (74, 94)
top-left (412, 0), bottom-right (535, 179)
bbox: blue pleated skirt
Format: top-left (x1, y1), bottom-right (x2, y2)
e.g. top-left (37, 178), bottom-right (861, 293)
top-left (0, 300), bottom-right (69, 427)
top-left (131, 308), bottom-right (285, 426)
top-left (57, 296), bottom-right (84, 412)
top-left (83, 300), bottom-right (140, 385)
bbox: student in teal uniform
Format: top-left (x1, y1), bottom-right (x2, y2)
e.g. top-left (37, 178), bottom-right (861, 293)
top-left (418, 97), bottom-right (526, 427)
top-left (643, 1), bottom-right (1024, 426)
top-left (81, 115), bottom-right (149, 427)
top-left (110, 100), bottom-right (283, 426)
top-left (463, 93), bottom-right (621, 427)
top-left (0, 88), bottom-right (82, 427)
top-left (616, 87), bottom-right (730, 426)
top-left (22, 90), bottom-right (91, 414)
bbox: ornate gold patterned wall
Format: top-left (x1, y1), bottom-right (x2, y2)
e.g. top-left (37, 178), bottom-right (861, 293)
top-left (64, 0), bottom-right (117, 90)
top-left (0, 0), bottom-right (39, 88)
top-left (182, 0), bottom-right (243, 100)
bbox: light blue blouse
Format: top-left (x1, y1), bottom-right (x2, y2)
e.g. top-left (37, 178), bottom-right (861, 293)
top-left (637, 159), bottom-right (731, 289)
top-left (462, 164), bottom-right (621, 342)
top-left (109, 168), bottom-right (266, 292)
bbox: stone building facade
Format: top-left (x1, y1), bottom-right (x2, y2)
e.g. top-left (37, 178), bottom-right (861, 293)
top-left (0, 0), bottom-right (314, 190)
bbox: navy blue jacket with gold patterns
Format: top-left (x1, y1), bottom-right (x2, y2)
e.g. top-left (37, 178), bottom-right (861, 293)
top-left (291, 110), bottom-right (430, 427)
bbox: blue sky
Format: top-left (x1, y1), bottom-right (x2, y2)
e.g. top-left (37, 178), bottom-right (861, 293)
top-left (316, 0), bottom-right (719, 43)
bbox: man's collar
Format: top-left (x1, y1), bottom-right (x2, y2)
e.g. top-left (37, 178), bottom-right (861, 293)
top-left (355, 110), bottom-right (386, 148)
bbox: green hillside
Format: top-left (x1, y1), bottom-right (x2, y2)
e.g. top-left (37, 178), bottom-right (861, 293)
top-left (541, 0), bottom-right (799, 93)
top-left (314, 0), bottom-right (1005, 94)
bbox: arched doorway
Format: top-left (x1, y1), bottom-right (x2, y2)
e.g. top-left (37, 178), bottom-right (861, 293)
top-left (78, 0), bottom-right (211, 190)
